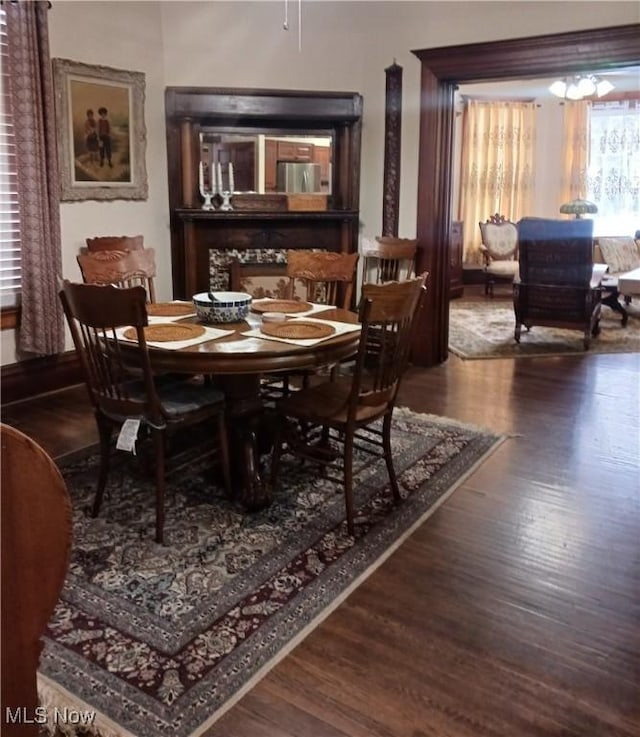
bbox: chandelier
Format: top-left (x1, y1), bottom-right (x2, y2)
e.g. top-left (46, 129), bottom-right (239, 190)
top-left (549, 75), bottom-right (615, 100)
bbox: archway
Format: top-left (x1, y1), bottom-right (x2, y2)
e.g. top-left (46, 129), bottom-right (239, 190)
top-left (411, 24), bottom-right (640, 366)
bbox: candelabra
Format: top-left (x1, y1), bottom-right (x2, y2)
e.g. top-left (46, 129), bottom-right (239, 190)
top-left (199, 186), bottom-right (216, 210)
top-left (219, 191), bottom-right (233, 211)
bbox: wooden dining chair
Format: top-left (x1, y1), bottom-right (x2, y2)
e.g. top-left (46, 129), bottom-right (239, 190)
top-left (286, 250), bottom-right (359, 308)
top-left (1, 424), bottom-right (72, 736)
top-left (85, 234), bottom-right (145, 252)
top-left (270, 273), bottom-right (428, 536)
top-left (361, 236), bottom-right (417, 284)
top-left (77, 247), bottom-right (158, 302)
top-left (59, 280), bottom-right (231, 544)
top-left (276, 249), bottom-right (360, 396)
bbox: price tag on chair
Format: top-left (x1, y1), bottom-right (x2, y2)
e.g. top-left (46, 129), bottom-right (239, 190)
top-left (116, 419), bottom-right (140, 454)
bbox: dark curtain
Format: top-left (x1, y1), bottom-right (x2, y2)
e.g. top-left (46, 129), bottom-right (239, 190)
top-left (6, 0), bottom-right (64, 356)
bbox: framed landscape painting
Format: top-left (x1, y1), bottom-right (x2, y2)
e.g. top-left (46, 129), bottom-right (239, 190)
top-left (52, 58), bottom-right (148, 201)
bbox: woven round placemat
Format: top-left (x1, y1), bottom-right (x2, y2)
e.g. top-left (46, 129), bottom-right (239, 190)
top-left (260, 320), bottom-right (335, 340)
top-left (123, 323), bottom-right (206, 342)
top-left (146, 302), bottom-right (194, 317)
top-left (252, 299), bottom-right (312, 315)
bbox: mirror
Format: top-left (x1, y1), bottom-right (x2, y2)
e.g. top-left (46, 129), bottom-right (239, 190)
top-left (200, 131), bottom-right (333, 194)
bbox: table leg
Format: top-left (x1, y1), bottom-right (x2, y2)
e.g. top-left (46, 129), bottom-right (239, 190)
top-left (602, 289), bottom-right (629, 326)
top-left (216, 374), bottom-right (272, 510)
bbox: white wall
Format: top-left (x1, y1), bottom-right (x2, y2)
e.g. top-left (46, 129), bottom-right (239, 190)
top-left (3, 1), bottom-right (638, 365)
top-left (2, 2), bottom-right (170, 364)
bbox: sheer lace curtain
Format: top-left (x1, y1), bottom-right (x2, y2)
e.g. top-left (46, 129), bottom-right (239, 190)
top-left (588, 99), bottom-right (640, 236)
top-left (458, 100), bottom-right (536, 264)
top-left (559, 100), bottom-right (591, 204)
top-left (6, 0), bottom-right (64, 356)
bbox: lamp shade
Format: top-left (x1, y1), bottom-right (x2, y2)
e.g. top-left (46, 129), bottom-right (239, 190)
top-left (548, 74), bottom-right (615, 100)
top-left (549, 80), bottom-right (567, 97)
top-left (559, 199), bottom-right (598, 218)
top-left (596, 79), bottom-right (615, 97)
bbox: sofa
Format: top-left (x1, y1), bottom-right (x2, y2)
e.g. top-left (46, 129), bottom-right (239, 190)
top-left (593, 235), bottom-right (640, 302)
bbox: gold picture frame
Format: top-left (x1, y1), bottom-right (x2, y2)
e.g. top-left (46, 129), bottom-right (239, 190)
top-left (52, 58), bottom-right (148, 201)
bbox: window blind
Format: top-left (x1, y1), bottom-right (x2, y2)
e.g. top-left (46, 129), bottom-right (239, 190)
top-left (0, 6), bottom-right (21, 308)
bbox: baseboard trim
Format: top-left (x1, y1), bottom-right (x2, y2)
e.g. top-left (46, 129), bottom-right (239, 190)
top-left (1, 351), bottom-right (82, 405)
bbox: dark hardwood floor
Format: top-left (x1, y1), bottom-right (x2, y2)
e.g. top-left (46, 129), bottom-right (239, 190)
top-left (2, 302), bottom-right (639, 737)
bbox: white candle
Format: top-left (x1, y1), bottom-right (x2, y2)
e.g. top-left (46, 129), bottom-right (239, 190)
top-left (198, 161), bottom-right (204, 194)
top-left (228, 162), bottom-right (235, 193)
top-left (210, 163), bottom-right (217, 195)
top-left (217, 162), bottom-right (223, 193)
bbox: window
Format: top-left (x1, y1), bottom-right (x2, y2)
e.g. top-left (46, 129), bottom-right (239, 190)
top-left (588, 99), bottom-right (640, 237)
top-left (0, 6), bottom-right (21, 309)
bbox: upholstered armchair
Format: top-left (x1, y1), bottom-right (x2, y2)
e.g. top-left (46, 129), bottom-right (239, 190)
top-left (478, 214), bottom-right (519, 296)
top-left (514, 218), bottom-right (602, 350)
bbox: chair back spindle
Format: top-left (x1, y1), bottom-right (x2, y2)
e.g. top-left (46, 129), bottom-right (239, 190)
top-left (354, 275), bottom-right (426, 409)
top-left (60, 282), bottom-right (160, 422)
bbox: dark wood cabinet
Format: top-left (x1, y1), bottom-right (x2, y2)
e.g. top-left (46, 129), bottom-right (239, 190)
top-left (449, 221), bottom-right (464, 299)
top-left (264, 139), bottom-right (331, 193)
top-left (265, 140), bottom-right (315, 192)
top-left (165, 88), bottom-right (362, 299)
top-left (276, 141), bottom-right (314, 162)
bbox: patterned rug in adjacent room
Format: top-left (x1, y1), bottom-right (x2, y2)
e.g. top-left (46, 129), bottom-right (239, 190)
top-left (39, 409), bottom-right (504, 737)
top-left (449, 299), bottom-right (640, 359)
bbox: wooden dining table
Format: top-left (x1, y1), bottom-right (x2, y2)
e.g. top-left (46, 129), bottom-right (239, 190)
top-left (119, 306), bottom-right (361, 510)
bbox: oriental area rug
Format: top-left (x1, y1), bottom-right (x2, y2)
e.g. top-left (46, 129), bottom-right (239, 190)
top-left (449, 299), bottom-right (640, 359)
top-left (38, 408), bottom-right (504, 737)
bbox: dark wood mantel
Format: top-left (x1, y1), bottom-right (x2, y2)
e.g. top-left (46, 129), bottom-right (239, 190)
top-left (174, 209), bottom-right (359, 298)
top-left (176, 210), bottom-right (359, 223)
top-left (165, 87), bottom-right (363, 300)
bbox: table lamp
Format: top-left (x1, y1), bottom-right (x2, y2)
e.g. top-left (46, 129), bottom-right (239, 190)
top-left (559, 199), bottom-right (598, 219)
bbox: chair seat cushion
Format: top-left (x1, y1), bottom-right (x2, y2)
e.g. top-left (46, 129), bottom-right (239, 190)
top-left (156, 378), bottom-right (225, 416)
top-left (486, 261), bottom-right (519, 278)
top-left (125, 377), bottom-right (225, 418)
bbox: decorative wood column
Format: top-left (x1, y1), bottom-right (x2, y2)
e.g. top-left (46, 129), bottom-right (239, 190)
top-left (180, 117), bottom-right (195, 208)
top-left (382, 61), bottom-right (402, 237)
